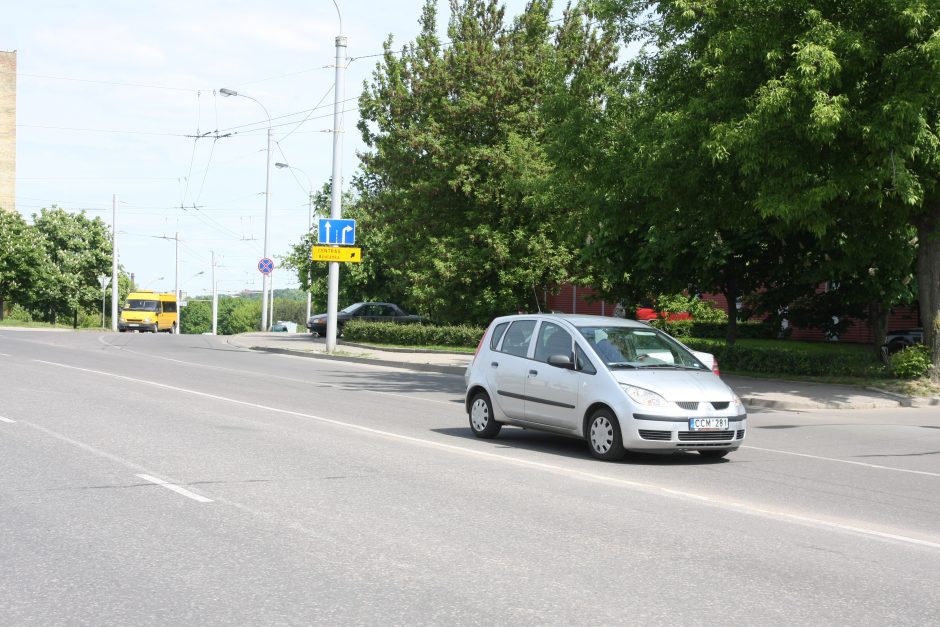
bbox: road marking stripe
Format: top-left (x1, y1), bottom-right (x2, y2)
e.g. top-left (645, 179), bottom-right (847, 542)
top-left (0, 416), bottom-right (16, 423)
top-left (96, 336), bottom-right (457, 406)
top-left (33, 358), bottom-right (940, 552)
top-left (0, 352), bottom-right (11, 357)
top-left (15, 419), bottom-right (212, 505)
top-left (744, 445), bottom-right (940, 479)
top-left (135, 474), bottom-right (213, 503)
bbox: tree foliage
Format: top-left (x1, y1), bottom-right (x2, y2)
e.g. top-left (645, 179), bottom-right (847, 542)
top-left (588, 0), bottom-right (935, 365)
top-left (355, 0), bottom-right (599, 324)
top-left (30, 207), bottom-right (113, 326)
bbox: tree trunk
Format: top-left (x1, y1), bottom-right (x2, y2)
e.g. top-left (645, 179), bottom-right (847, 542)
top-left (723, 286), bottom-right (739, 346)
top-left (915, 204), bottom-right (940, 376)
top-left (868, 301), bottom-right (888, 363)
top-left (0, 296), bottom-right (4, 321)
top-left (73, 310), bottom-right (78, 329)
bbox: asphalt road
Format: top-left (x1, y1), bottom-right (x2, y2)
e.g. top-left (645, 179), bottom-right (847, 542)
top-left (1, 329), bottom-right (939, 626)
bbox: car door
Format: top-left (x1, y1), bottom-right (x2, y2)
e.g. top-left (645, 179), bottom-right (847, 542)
top-left (524, 321), bottom-right (582, 429)
top-left (487, 319), bottom-right (536, 420)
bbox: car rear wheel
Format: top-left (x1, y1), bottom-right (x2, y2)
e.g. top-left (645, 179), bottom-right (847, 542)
top-left (587, 409), bottom-right (625, 461)
top-left (469, 391), bottom-right (501, 439)
top-left (698, 449), bottom-right (730, 459)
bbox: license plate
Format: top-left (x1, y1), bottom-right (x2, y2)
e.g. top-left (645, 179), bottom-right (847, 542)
top-left (689, 417), bottom-right (729, 431)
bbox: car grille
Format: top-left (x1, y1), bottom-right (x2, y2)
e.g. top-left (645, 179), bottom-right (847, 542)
top-left (677, 430), bottom-right (735, 441)
top-left (638, 429), bottom-right (672, 441)
top-left (676, 401), bottom-right (731, 410)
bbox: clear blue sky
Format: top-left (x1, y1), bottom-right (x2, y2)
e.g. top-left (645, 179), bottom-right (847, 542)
top-left (3, 0), bottom-right (541, 298)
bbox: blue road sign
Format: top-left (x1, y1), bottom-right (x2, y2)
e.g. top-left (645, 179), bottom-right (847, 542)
top-left (318, 218), bottom-right (356, 245)
top-left (258, 257), bottom-right (274, 275)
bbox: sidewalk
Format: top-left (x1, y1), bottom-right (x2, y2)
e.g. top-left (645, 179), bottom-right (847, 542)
top-left (227, 332), bottom-right (938, 411)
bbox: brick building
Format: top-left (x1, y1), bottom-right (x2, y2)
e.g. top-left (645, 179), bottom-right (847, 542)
top-left (0, 50), bottom-right (15, 213)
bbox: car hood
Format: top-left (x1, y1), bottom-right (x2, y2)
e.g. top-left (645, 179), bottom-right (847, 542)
top-left (609, 369), bottom-right (735, 402)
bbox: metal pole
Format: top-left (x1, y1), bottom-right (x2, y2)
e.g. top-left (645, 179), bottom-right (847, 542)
top-left (326, 34), bottom-right (347, 353)
top-left (261, 127), bottom-right (272, 332)
top-left (174, 232), bottom-right (180, 334)
top-left (211, 250), bottom-right (218, 335)
top-left (101, 284), bottom-right (106, 328)
top-left (306, 191), bottom-right (313, 323)
top-left (111, 194), bottom-right (118, 331)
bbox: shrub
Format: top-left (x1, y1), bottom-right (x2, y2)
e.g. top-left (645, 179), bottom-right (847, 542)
top-left (659, 320), bottom-right (775, 340)
top-left (344, 321), bottom-right (485, 348)
top-left (890, 345), bottom-right (931, 379)
top-left (684, 338), bottom-right (887, 378)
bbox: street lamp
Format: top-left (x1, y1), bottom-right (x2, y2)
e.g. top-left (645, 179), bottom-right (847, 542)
top-left (275, 161), bottom-right (315, 322)
top-left (220, 87), bottom-right (274, 332)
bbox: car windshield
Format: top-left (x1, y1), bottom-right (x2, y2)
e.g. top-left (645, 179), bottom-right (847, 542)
top-left (340, 304), bottom-right (363, 314)
top-left (577, 325), bottom-right (707, 371)
top-left (124, 299), bottom-right (159, 312)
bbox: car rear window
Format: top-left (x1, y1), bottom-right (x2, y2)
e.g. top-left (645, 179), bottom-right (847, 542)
top-left (490, 322), bottom-right (509, 350)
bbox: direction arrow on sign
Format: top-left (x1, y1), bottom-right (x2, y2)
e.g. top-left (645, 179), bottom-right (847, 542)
top-left (318, 218), bottom-right (356, 245)
top-left (312, 246), bottom-right (362, 263)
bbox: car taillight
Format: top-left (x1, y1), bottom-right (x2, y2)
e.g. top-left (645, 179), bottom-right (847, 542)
top-left (473, 333), bottom-right (485, 357)
top-left (712, 357), bottom-right (720, 376)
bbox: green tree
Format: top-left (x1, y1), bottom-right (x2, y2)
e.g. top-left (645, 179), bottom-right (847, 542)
top-left (30, 207), bottom-right (113, 327)
top-left (357, 0), bottom-right (584, 324)
top-left (598, 0), bottom-right (940, 368)
top-left (0, 211), bottom-right (51, 319)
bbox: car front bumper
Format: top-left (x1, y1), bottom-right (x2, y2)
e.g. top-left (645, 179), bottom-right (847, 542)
top-left (623, 413), bottom-right (747, 451)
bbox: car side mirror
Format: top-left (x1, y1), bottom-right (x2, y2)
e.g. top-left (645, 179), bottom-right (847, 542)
top-left (547, 354), bottom-right (574, 369)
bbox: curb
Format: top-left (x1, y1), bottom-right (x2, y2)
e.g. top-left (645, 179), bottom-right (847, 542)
top-left (339, 340), bottom-right (472, 356)
top-left (246, 345), bottom-right (468, 376)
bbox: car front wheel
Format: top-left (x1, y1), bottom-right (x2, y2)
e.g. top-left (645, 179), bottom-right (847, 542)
top-left (587, 409), bottom-right (625, 461)
top-left (469, 391), bottom-right (501, 438)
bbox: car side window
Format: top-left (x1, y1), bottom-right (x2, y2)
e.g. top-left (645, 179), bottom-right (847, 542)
top-left (534, 322), bottom-right (572, 363)
top-left (489, 322), bottom-right (509, 350)
top-left (575, 345), bottom-right (597, 375)
top-left (498, 320), bottom-right (536, 358)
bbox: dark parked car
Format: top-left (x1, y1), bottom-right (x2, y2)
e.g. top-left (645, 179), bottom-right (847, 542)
top-left (884, 328), bottom-right (923, 354)
top-left (306, 302), bottom-right (426, 336)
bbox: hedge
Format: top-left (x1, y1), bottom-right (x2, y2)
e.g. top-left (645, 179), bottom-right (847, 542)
top-left (684, 338), bottom-right (887, 378)
top-left (650, 319), bottom-right (777, 340)
top-left (343, 320), bottom-right (486, 348)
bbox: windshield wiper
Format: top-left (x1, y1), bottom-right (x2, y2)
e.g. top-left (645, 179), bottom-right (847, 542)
top-left (607, 362), bottom-right (639, 369)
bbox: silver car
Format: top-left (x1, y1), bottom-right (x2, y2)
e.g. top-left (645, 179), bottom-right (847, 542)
top-left (464, 314), bottom-right (746, 461)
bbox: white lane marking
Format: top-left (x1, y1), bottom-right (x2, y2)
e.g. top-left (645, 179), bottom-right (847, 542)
top-left (16, 419), bottom-right (212, 504)
top-left (0, 416), bottom-right (16, 423)
top-left (136, 474), bottom-right (213, 503)
top-left (96, 336), bottom-right (457, 406)
top-left (33, 358), bottom-right (940, 551)
top-left (0, 352), bottom-right (11, 357)
top-left (744, 445), bottom-right (940, 479)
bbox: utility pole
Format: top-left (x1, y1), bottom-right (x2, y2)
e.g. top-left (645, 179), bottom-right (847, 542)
top-left (111, 194), bottom-right (118, 331)
top-left (211, 250), bottom-right (218, 335)
top-left (325, 32), bottom-right (347, 353)
top-left (174, 231), bottom-right (180, 334)
top-left (261, 126), bottom-right (272, 332)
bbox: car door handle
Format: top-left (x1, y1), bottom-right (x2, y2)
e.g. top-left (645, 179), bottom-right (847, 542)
top-left (529, 369), bottom-right (538, 376)
top-left (491, 362), bottom-right (499, 368)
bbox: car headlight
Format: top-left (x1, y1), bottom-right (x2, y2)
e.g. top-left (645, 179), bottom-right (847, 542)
top-left (732, 392), bottom-right (744, 411)
top-left (622, 384), bottom-right (669, 407)
top-left (143, 317), bottom-right (151, 323)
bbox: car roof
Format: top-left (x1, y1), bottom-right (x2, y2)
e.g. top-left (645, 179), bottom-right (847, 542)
top-left (493, 313), bottom-right (650, 329)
